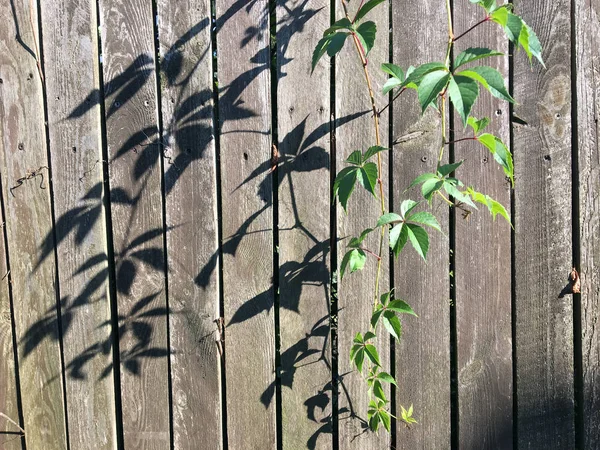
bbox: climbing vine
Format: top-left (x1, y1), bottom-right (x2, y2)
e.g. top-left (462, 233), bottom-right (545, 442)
top-left (312, 0), bottom-right (544, 433)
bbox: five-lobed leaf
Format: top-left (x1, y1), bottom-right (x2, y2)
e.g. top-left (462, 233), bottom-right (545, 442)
top-left (417, 71), bottom-right (450, 112)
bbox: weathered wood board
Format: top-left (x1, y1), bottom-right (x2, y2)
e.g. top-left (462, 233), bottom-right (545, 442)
top-left (1, 1), bottom-right (67, 448)
top-left (157, 0), bottom-right (222, 448)
top-left (513, 0), bottom-right (575, 447)
top-left (277, 0), bottom-right (332, 448)
top-left (216, 0), bottom-right (276, 447)
top-left (391, 2), bottom-right (451, 448)
top-left (453, 4), bottom-right (513, 448)
top-left (575, 0), bottom-right (600, 448)
top-left (98, 0), bottom-right (169, 448)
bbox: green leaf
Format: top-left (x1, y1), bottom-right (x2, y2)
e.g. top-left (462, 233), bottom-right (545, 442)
top-left (353, 347), bottom-right (365, 372)
top-left (381, 63), bottom-right (404, 80)
top-left (377, 212), bottom-right (402, 227)
top-left (390, 223), bottom-right (408, 257)
top-left (354, 0), bottom-right (387, 23)
top-left (437, 160), bottom-right (464, 177)
top-left (364, 344), bottom-right (381, 366)
top-left (340, 248), bottom-right (367, 279)
top-left (477, 134), bottom-right (514, 185)
top-left (357, 162), bottom-right (378, 196)
top-left (373, 380), bottom-right (386, 402)
top-left (363, 145), bottom-right (388, 162)
top-left (364, 331), bottom-right (376, 341)
top-left (355, 21), bottom-right (377, 57)
top-left (447, 75), bottom-right (479, 126)
top-left (369, 412), bottom-right (380, 432)
top-left (422, 178), bottom-right (443, 201)
top-left (377, 372), bottom-right (397, 386)
top-left (323, 18), bottom-right (353, 35)
top-left (490, 6), bottom-right (509, 26)
top-left (346, 150), bottom-right (363, 166)
top-left (371, 305), bottom-right (384, 329)
top-left (417, 71), bottom-right (450, 112)
top-left (406, 211), bottom-right (442, 232)
top-left (406, 224), bottom-right (429, 260)
top-left (327, 32), bottom-right (349, 57)
top-left (400, 62), bottom-right (447, 88)
top-left (400, 199), bottom-right (420, 217)
top-left (458, 66), bottom-right (514, 103)
top-left (469, 0), bottom-right (498, 12)
top-left (382, 311), bottom-right (402, 341)
top-left (348, 227), bottom-right (374, 248)
top-left (454, 47), bottom-right (504, 69)
top-left (502, 13), bottom-right (544, 66)
top-left (380, 290), bottom-right (392, 306)
top-left (382, 77), bottom-right (402, 95)
top-left (349, 343), bottom-right (361, 361)
top-left (334, 167), bottom-right (358, 212)
top-left (380, 409), bottom-right (392, 432)
top-left (312, 34), bottom-right (333, 73)
top-left (387, 299), bottom-right (418, 316)
top-left (354, 332), bottom-right (364, 344)
top-left (444, 182), bottom-right (476, 208)
top-left (466, 187), bottom-right (511, 224)
top-left (467, 116), bottom-right (490, 135)
top-left (408, 172), bottom-right (437, 190)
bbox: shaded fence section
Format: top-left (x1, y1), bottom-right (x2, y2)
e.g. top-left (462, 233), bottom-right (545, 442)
top-left (0, 0), bottom-right (598, 449)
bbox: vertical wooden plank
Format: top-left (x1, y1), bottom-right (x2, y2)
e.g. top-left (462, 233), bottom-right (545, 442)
top-left (575, 1), bottom-right (600, 448)
top-left (391, 2), bottom-right (451, 448)
top-left (0, 1), bottom-right (67, 449)
top-left (156, 1), bottom-right (221, 449)
top-left (216, 0), bottom-right (276, 448)
top-left (453, 5), bottom-right (512, 448)
top-left (98, 0), bottom-right (170, 448)
top-left (0, 177), bottom-right (22, 450)
top-left (277, 0), bottom-right (331, 448)
top-left (40, 0), bottom-right (117, 448)
top-left (335, 2), bottom-right (389, 448)
top-left (513, 0), bottom-right (575, 447)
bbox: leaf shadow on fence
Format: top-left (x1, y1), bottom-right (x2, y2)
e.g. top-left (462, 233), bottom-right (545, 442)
top-left (12, 1), bottom-right (366, 448)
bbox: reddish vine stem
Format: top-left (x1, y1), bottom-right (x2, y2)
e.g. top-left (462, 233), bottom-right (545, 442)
top-left (341, 0), bottom-right (386, 318)
top-left (452, 16), bottom-right (490, 42)
top-left (445, 137), bottom-right (477, 145)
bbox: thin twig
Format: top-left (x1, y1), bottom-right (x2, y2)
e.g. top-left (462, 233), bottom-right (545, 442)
top-left (0, 412), bottom-right (25, 435)
top-left (452, 16), bottom-right (490, 43)
top-left (28, 0), bottom-right (44, 84)
top-left (10, 166), bottom-right (49, 197)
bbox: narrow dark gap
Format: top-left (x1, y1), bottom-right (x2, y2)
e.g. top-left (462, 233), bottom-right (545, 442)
top-left (387, 0), bottom-right (396, 447)
top-left (507, 25), bottom-right (519, 450)
top-left (93, 1), bottom-right (124, 448)
top-left (149, 2), bottom-right (175, 448)
top-left (569, 0), bottom-right (584, 447)
top-left (268, 1), bottom-right (283, 449)
top-left (448, 3), bottom-right (458, 449)
top-left (329, 0), bottom-right (339, 448)
top-left (36, 2), bottom-right (70, 447)
top-left (0, 173), bottom-right (26, 450)
top-left (209, 0), bottom-right (228, 446)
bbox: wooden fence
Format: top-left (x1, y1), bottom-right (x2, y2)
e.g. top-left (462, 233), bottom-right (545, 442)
top-left (0, 0), bottom-right (598, 449)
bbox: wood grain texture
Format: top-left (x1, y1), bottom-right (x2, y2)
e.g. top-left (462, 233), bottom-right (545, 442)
top-left (98, 0), bottom-right (169, 448)
top-left (41, 0), bottom-right (118, 448)
top-left (391, 2), bottom-right (451, 448)
top-left (216, 0), bottom-right (276, 448)
top-left (335, 2), bottom-right (390, 448)
top-left (513, 0), bottom-right (575, 447)
top-left (575, 1), bottom-right (600, 448)
top-left (0, 1), bottom-right (67, 449)
top-left (276, 0), bottom-right (331, 448)
top-left (453, 4), bottom-right (513, 448)
top-left (156, 1), bottom-right (221, 448)
top-left (0, 178), bottom-right (22, 450)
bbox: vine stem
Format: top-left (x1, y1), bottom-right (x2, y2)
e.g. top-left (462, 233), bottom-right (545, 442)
top-left (440, 0), bottom-right (454, 163)
top-left (341, 0), bottom-right (386, 316)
